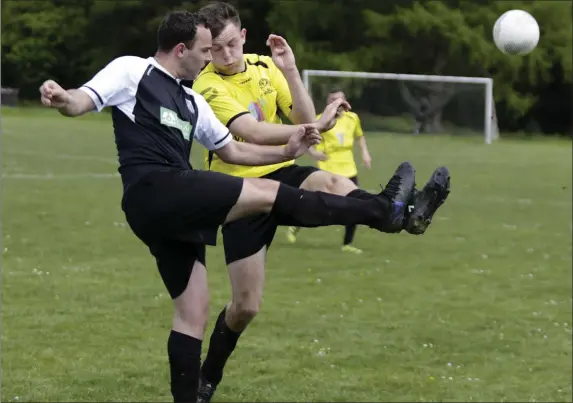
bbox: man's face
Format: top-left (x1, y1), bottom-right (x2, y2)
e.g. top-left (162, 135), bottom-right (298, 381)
top-left (327, 91), bottom-right (346, 117)
top-left (210, 22), bottom-right (246, 74)
top-left (179, 25), bottom-right (212, 80)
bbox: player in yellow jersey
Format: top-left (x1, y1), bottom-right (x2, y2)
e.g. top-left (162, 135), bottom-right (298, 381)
top-left (192, 3), bottom-right (451, 402)
top-left (286, 89), bottom-right (372, 254)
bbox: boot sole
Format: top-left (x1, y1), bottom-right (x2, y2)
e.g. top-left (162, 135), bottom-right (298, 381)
top-left (407, 167), bottom-right (450, 235)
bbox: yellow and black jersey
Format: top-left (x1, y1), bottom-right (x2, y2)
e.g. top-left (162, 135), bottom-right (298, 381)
top-left (315, 111), bottom-right (364, 178)
top-left (193, 54), bottom-right (295, 177)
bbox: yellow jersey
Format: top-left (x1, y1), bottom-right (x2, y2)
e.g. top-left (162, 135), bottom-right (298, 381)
top-left (315, 111), bottom-right (364, 178)
top-left (192, 54), bottom-right (295, 177)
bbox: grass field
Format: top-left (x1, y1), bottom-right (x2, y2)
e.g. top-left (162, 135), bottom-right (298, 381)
top-left (1, 107), bottom-right (572, 402)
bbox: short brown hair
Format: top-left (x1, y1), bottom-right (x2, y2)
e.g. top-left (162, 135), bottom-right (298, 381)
top-left (198, 2), bottom-right (241, 39)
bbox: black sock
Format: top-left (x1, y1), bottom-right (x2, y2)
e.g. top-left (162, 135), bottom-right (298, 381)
top-left (343, 224), bottom-right (357, 245)
top-left (168, 330), bottom-right (202, 403)
top-left (201, 307), bottom-right (242, 386)
top-left (272, 183), bottom-right (390, 228)
top-left (346, 188), bottom-right (376, 201)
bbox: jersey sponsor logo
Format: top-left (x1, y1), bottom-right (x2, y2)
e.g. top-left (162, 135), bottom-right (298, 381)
top-left (160, 107), bottom-right (192, 140)
top-left (258, 78), bottom-right (274, 95)
top-left (239, 77), bottom-right (253, 85)
top-left (248, 100), bottom-right (266, 122)
top-left (336, 132), bottom-right (344, 145)
top-left (199, 87), bottom-right (218, 102)
top-left (232, 135), bottom-right (246, 142)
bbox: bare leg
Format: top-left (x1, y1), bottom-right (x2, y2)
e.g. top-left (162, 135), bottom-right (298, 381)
top-left (200, 248), bottom-right (266, 388)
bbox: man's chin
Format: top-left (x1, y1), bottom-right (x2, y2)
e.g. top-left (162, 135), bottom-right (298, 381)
top-left (216, 63), bottom-right (239, 73)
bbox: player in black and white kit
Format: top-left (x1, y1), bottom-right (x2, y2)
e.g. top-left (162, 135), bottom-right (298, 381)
top-left (39, 10), bottom-right (429, 403)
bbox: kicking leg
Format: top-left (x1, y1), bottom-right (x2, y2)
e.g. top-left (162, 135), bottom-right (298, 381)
top-left (286, 169), bottom-right (357, 243)
top-left (405, 166), bottom-right (451, 235)
top-left (225, 161), bottom-right (416, 233)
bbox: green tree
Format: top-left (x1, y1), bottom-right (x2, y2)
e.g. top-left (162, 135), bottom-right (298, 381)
top-left (1, 0), bottom-right (94, 98)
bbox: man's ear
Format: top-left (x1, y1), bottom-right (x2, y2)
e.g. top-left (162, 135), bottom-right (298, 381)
top-left (241, 28), bottom-right (247, 45)
top-left (174, 42), bottom-right (186, 58)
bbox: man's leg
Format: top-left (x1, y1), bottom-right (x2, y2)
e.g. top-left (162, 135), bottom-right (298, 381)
top-left (224, 161), bottom-right (415, 232)
top-left (341, 176), bottom-right (361, 253)
top-left (200, 215), bottom-right (273, 402)
top-left (405, 166), bottom-right (451, 235)
top-left (149, 242), bottom-right (210, 403)
top-left (285, 169), bottom-right (375, 244)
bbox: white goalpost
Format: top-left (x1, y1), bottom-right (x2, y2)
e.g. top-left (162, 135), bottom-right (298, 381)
top-left (302, 69), bottom-right (497, 144)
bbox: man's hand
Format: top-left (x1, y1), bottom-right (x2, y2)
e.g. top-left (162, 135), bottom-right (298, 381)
top-left (284, 125), bottom-right (325, 160)
top-left (315, 97), bottom-right (351, 132)
top-left (362, 150), bottom-right (372, 169)
top-left (39, 80), bottom-right (71, 108)
top-left (307, 146), bottom-right (328, 162)
top-left (266, 34), bottom-right (297, 73)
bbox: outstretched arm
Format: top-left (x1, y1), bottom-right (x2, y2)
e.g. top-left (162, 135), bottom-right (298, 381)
top-left (267, 34), bottom-right (316, 124)
top-left (40, 56), bottom-right (137, 117)
top-left (193, 93), bottom-right (324, 166)
top-left (215, 126), bottom-right (321, 166)
top-left (40, 82), bottom-right (95, 117)
top-left (228, 97), bottom-right (350, 145)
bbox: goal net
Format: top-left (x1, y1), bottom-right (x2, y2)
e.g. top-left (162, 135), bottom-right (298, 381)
top-left (302, 70), bottom-right (497, 144)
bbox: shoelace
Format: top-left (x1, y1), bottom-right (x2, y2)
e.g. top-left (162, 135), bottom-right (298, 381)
top-left (380, 175), bottom-right (402, 200)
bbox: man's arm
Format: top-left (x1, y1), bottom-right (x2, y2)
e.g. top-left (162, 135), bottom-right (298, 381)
top-left (39, 83), bottom-right (96, 117)
top-left (281, 68), bottom-right (315, 124)
top-left (228, 96), bottom-right (350, 145)
top-left (215, 140), bottom-right (292, 166)
top-left (267, 35), bottom-right (315, 124)
top-left (229, 113), bottom-right (304, 145)
top-left (192, 90), bottom-right (323, 165)
top-left (215, 128), bottom-right (320, 166)
top-left (40, 56), bottom-right (139, 117)
top-left (353, 114), bottom-right (371, 169)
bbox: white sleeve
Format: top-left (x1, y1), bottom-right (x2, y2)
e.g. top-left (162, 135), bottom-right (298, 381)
top-left (191, 90), bottom-right (232, 151)
top-left (79, 56), bottom-right (140, 112)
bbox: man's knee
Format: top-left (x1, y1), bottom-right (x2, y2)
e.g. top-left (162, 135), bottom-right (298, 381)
top-left (301, 171), bottom-right (357, 195)
top-left (243, 178), bottom-right (280, 211)
top-left (226, 178), bottom-right (280, 223)
top-left (227, 250), bottom-right (266, 328)
top-left (234, 293), bottom-right (261, 321)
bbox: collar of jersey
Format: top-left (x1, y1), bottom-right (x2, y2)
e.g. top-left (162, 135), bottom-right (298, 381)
top-left (148, 57), bottom-right (183, 84)
top-left (213, 61), bottom-right (248, 77)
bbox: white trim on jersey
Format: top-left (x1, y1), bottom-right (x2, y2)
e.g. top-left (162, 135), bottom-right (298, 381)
top-left (79, 56), bottom-right (149, 121)
top-left (185, 87), bottom-right (232, 151)
top-left (79, 55), bottom-right (231, 151)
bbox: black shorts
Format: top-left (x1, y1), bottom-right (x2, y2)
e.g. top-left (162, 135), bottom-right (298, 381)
top-left (222, 164), bottom-right (319, 264)
top-left (122, 168), bottom-right (243, 299)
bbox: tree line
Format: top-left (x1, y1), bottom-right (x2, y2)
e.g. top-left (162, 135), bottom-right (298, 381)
top-left (2, 0), bottom-right (571, 135)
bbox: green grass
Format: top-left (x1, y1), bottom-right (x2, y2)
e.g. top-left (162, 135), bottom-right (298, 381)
top-left (2, 107), bottom-right (572, 402)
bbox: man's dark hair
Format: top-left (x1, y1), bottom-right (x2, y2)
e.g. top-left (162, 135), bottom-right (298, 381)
top-left (157, 10), bottom-right (209, 52)
top-left (198, 2), bottom-right (241, 40)
top-left (328, 88), bottom-right (345, 95)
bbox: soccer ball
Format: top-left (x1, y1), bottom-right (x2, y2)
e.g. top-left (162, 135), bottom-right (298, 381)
top-left (493, 9), bottom-right (540, 55)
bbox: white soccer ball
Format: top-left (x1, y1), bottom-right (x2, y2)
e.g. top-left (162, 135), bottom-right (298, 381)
top-left (493, 9), bottom-right (540, 56)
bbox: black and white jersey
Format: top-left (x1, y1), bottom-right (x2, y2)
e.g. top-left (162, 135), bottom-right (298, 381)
top-left (79, 56), bottom-right (231, 189)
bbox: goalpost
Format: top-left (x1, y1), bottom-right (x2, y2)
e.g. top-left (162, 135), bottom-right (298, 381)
top-left (302, 69), bottom-right (497, 144)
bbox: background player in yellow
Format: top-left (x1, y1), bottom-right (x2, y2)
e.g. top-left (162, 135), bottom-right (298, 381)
top-left (192, 3), bottom-right (451, 402)
top-left (286, 89), bottom-right (372, 254)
